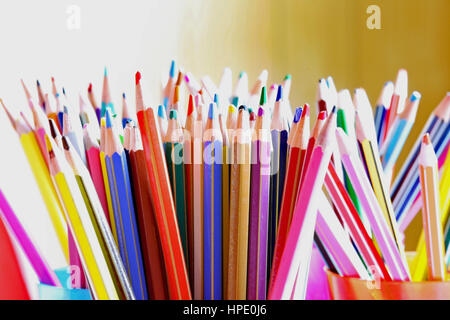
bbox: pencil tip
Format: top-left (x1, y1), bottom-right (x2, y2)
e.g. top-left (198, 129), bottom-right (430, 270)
top-left (260, 86), bottom-right (267, 106)
top-left (88, 83), bottom-right (92, 93)
top-left (294, 107), bottom-right (303, 123)
top-left (239, 105), bottom-right (247, 112)
top-left (187, 95), bottom-right (194, 116)
top-left (36, 79), bottom-right (40, 86)
top-left (157, 105), bottom-right (165, 118)
top-left (135, 71), bottom-right (141, 85)
top-left (410, 91), bottom-right (421, 102)
top-left (331, 105), bottom-right (337, 113)
top-left (122, 92), bottom-right (126, 99)
top-left (104, 67), bottom-right (108, 77)
top-left (208, 103), bottom-right (215, 119)
top-left (422, 133), bottom-right (431, 144)
top-left (232, 96), bottom-right (239, 107)
top-left (302, 104), bottom-right (310, 117)
top-left (169, 60), bottom-right (175, 78)
top-left (318, 111), bottom-right (327, 120)
top-left (213, 93), bottom-right (218, 104)
top-left (63, 105), bottom-right (69, 114)
top-left (228, 105), bottom-right (236, 114)
top-left (239, 71), bottom-right (245, 79)
top-left (284, 74), bottom-right (291, 81)
top-left (276, 85), bottom-right (283, 102)
top-left (61, 136), bottom-right (69, 150)
top-left (173, 86), bottom-right (179, 104)
top-left (105, 109), bottom-right (113, 128)
top-left (258, 106), bottom-right (264, 117)
top-left (249, 110), bottom-right (256, 121)
top-left (169, 109), bottom-right (177, 120)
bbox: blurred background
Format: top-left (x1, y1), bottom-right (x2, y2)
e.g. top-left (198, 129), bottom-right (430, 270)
top-left (0, 0), bottom-right (448, 284)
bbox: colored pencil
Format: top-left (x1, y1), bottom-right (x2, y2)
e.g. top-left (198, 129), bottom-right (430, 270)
top-left (336, 128), bottom-right (410, 281)
top-left (62, 136), bottom-right (133, 298)
top-left (247, 106), bottom-right (271, 300)
top-left (203, 102), bottom-right (223, 300)
top-left (269, 107), bottom-right (336, 300)
top-left (88, 83), bottom-right (101, 124)
top-left (374, 81), bottom-right (394, 148)
top-left (0, 187), bottom-right (61, 286)
top-left (101, 67), bottom-right (114, 116)
top-left (135, 71), bottom-right (192, 300)
top-left (227, 105), bottom-right (251, 300)
top-left (125, 127), bottom-right (169, 299)
top-left (46, 134), bottom-right (119, 299)
top-left (164, 109), bottom-right (189, 268)
top-left (268, 85), bottom-right (288, 277)
top-left (418, 134), bottom-right (446, 280)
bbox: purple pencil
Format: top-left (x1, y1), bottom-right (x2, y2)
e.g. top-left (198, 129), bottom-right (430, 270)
top-left (247, 106), bottom-right (271, 299)
top-left (0, 187), bottom-right (61, 287)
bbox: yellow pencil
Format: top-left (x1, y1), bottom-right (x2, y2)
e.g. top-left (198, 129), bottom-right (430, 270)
top-left (46, 134), bottom-right (119, 299)
top-left (1, 100), bottom-right (69, 262)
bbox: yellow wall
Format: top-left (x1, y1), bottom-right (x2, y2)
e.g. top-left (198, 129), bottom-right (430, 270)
top-left (177, 0), bottom-right (449, 249)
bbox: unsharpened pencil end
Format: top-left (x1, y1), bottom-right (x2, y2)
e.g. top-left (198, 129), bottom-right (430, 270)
top-left (169, 109), bottom-right (177, 120)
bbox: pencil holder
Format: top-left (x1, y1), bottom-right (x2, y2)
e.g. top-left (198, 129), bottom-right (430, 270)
top-left (38, 267), bottom-right (92, 300)
top-left (326, 269), bottom-right (450, 300)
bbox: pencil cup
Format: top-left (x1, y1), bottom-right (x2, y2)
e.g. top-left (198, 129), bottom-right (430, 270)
top-left (38, 267), bottom-right (92, 300)
top-left (326, 269), bottom-right (450, 300)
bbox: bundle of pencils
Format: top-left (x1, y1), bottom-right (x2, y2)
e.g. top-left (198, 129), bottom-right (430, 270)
top-left (1, 64), bottom-right (449, 301)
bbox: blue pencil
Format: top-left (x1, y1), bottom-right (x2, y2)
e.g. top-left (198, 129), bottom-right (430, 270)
top-left (104, 110), bottom-right (147, 300)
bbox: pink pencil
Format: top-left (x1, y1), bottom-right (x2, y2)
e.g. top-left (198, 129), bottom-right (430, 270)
top-left (269, 107), bottom-right (336, 300)
top-left (83, 125), bottom-right (110, 225)
top-left (336, 128), bottom-right (410, 281)
top-left (0, 187), bottom-right (61, 287)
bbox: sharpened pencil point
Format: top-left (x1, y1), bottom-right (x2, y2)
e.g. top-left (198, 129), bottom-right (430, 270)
top-left (410, 91), bottom-right (421, 102)
top-left (260, 86), bottom-right (267, 106)
top-left (284, 74), bottom-right (291, 80)
top-left (318, 111), bottom-right (327, 120)
top-left (422, 133), bottom-right (431, 144)
top-left (258, 107), bottom-right (264, 117)
top-left (239, 105), bottom-right (247, 112)
top-left (249, 110), bottom-right (256, 121)
top-left (208, 103), bottom-right (215, 119)
top-left (239, 71), bottom-right (245, 78)
top-left (36, 80), bottom-right (40, 87)
top-left (157, 105), bottom-right (165, 118)
top-left (294, 107), bottom-right (303, 123)
top-left (232, 96), bottom-right (239, 107)
top-left (61, 136), bottom-right (69, 150)
top-left (302, 104), bottom-right (310, 117)
top-left (88, 83), bottom-right (92, 93)
top-left (105, 109), bottom-right (113, 128)
top-left (276, 85), bottom-right (283, 102)
top-left (213, 93), bottom-right (218, 104)
top-left (187, 95), bottom-right (194, 116)
top-left (104, 67), bottom-right (108, 77)
top-left (169, 60), bottom-right (175, 79)
top-left (122, 93), bottom-right (126, 99)
top-left (169, 109), bottom-right (177, 120)
top-left (135, 71), bottom-right (141, 85)
top-left (63, 105), bottom-right (69, 114)
top-left (331, 105), bottom-right (337, 113)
